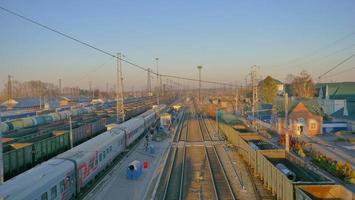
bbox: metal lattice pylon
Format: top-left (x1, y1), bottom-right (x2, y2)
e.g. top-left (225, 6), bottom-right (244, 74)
top-left (147, 68), bottom-right (152, 96)
top-left (116, 53), bottom-right (125, 122)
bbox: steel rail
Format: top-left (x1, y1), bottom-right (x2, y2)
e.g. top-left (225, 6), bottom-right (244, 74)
top-left (162, 110), bottom-right (186, 200)
top-left (195, 111), bottom-right (220, 200)
top-left (199, 113), bottom-right (237, 200)
top-left (178, 110), bottom-right (188, 200)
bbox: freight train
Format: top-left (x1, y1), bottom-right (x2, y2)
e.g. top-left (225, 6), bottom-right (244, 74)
top-left (0, 96), bottom-right (157, 134)
top-left (0, 106), bottom-right (96, 134)
top-left (0, 104), bottom-right (167, 200)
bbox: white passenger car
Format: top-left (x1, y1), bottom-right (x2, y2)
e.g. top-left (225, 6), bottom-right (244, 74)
top-left (0, 159), bottom-right (76, 200)
top-left (56, 128), bottom-right (126, 192)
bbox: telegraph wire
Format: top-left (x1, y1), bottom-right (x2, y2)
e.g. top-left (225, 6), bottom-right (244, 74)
top-left (0, 6), bottom-right (233, 87)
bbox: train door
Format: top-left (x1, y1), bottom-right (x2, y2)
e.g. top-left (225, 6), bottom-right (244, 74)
top-left (69, 172), bottom-right (76, 198)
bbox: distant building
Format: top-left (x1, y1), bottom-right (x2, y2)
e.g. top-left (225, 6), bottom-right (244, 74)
top-left (59, 97), bottom-right (71, 107)
top-left (0, 97), bottom-right (46, 110)
top-left (0, 99), bottom-right (18, 109)
top-left (258, 76), bottom-right (285, 95)
top-left (91, 98), bottom-right (104, 104)
top-left (258, 103), bottom-right (273, 123)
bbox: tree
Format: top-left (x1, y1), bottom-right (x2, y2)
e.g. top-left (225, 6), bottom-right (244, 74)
top-left (259, 76), bottom-right (278, 104)
top-left (290, 70), bottom-right (315, 99)
top-left (284, 74), bottom-right (295, 84)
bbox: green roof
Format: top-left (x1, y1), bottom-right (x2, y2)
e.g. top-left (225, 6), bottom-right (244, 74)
top-left (316, 82), bottom-right (355, 101)
top-left (259, 76), bottom-right (283, 86)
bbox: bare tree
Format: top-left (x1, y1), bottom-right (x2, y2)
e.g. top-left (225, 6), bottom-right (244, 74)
top-left (290, 70), bottom-right (315, 99)
top-left (284, 74), bottom-right (295, 84)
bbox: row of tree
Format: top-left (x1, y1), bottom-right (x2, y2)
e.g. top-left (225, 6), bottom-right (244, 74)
top-left (0, 80), bottom-right (97, 102)
top-left (0, 79), bottom-right (155, 103)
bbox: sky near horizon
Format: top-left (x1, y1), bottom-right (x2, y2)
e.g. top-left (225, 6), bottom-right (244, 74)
top-left (0, 0), bottom-right (355, 91)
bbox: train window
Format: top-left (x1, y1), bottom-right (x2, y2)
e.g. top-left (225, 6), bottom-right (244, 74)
top-left (99, 153), bottom-right (102, 162)
top-left (50, 186), bottom-right (57, 200)
top-left (89, 160), bottom-right (94, 169)
top-left (60, 180), bottom-right (64, 192)
top-left (41, 192), bottom-right (48, 200)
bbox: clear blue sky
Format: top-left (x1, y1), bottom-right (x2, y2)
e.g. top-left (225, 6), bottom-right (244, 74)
top-left (0, 0), bottom-right (354, 90)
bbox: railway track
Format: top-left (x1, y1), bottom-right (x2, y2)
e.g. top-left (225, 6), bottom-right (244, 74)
top-left (198, 114), bottom-right (236, 200)
top-left (160, 109), bottom-right (188, 200)
top-left (160, 102), bottom-right (237, 200)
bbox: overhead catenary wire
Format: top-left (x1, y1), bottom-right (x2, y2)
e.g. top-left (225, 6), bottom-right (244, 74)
top-left (318, 53), bottom-right (355, 80)
top-left (281, 43), bottom-right (355, 69)
top-left (66, 58), bottom-right (114, 87)
top-left (322, 66), bottom-right (355, 79)
top-left (273, 31), bottom-right (355, 68)
top-left (0, 6), bottom-right (234, 87)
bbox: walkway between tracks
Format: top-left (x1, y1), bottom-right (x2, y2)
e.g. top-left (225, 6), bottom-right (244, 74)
top-left (83, 133), bottom-right (171, 200)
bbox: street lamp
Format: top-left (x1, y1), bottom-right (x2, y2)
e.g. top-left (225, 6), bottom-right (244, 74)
top-left (197, 66), bottom-right (203, 102)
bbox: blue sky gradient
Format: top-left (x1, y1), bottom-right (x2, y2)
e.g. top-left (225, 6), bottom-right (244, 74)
top-left (0, 0), bottom-right (354, 90)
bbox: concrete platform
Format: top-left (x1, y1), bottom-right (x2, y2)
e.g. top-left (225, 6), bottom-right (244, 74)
top-left (84, 133), bottom-right (171, 200)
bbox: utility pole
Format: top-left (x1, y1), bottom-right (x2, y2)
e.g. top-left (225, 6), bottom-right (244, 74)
top-left (284, 93), bottom-right (289, 152)
top-left (116, 53), bottom-right (125, 123)
top-left (197, 65), bottom-right (202, 102)
top-left (106, 82), bottom-right (109, 99)
top-left (159, 73), bottom-right (162, 99)
top-left (147, 68), bottom-right (152, 96)
top-left (7, 75), bottom-right (12, 109)
top-left (235, 82), bottom-right (239, 113)
top-left (0, 130), bottom-right (3, 184)
top-left (251, 66), bottom-right (258, 130)
top-left (58, 78), bottom-right (62, 96)
top-left (156, 58), bottom-right (160, 118)
top-left (69, 114), bottom-right (73, 149)
top-left (89, 81), bottom-right (92, 98)
top-left (39, 83), bottom-right (43, 110)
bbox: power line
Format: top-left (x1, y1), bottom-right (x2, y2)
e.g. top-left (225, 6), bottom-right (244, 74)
top-left (0, 6), bottom-right (233, 87)
top-left (322, 66), bottom-right (355, 79)
top-left (282, 43), bottom-right (355, 69)
top-left (318, 53), bottom-right (355, 80)
top-left (66, 58), bottom-right (114, 86)
top-left (274, 31), bottom-right (355, 68)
